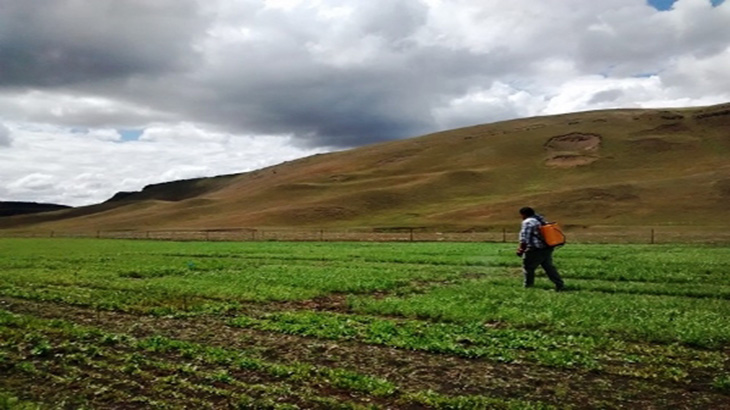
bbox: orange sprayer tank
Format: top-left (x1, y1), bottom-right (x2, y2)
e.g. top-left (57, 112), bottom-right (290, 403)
top-left (539, 223), bottom-right (566, 247)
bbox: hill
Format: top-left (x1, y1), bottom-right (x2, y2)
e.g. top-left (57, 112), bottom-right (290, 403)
top-left (2, 102), bottom-right (729, 232)
top-left (0, 202), bottom-right (71, 217)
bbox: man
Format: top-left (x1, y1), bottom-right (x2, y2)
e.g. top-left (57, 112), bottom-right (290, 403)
top-left (517, 207), bottom-right (565, 291)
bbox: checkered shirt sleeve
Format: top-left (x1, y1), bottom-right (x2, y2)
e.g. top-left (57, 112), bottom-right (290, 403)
top-left (519, 217), bottom-right (547, 249)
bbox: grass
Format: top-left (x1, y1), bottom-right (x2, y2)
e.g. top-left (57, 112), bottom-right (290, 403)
top-left (0, 238), bottom-right (729, 408)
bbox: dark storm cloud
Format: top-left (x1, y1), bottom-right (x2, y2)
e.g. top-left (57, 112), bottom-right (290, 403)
top-left (0, 0), bottom-right (207, 87)
top-left (182, 77), bottom-right (438, 148)
top-left (183, 0), bottom-right (448, 148)
top-left (180, 45), bottom-right (499, 148)
top-left (84, 0), bottom-right (507, 149)
top-left (0, 0), bottom-right (454, 147)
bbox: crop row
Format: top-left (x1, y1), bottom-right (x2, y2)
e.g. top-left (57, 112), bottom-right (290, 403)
top-left (228, 310), bottom-right (729, 386)
top-left (0, 309), bottom-right (552, 409)
top-left (3, 239), bottom-right (729, 281)
top-left (3, 266), bottom-right (730, 346)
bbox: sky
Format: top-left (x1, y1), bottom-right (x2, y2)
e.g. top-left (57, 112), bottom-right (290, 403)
top-left (1, 0), bottom-right (729, 206)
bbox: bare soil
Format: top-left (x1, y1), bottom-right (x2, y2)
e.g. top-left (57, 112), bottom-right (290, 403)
top-left (544, 154), bottom-right (600, 168)
top-left (544, 133), bottom-right (602, 152)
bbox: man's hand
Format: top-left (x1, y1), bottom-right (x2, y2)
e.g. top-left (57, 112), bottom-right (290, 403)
top-left (516, 243), bottom-right (527, 257)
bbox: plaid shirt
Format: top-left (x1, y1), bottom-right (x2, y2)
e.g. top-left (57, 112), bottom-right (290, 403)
top-left (519, 214), bottom-right (548, 250)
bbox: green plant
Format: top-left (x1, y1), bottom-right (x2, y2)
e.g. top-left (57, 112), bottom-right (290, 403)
top-left (713, 373), bottom-right (730, 392)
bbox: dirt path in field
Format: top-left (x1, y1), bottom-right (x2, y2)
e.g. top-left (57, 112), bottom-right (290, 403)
top-left (3, 297), bottom-right (729, 409)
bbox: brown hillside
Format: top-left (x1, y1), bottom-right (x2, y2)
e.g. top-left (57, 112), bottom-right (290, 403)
top-left (2, 103), bottom-right (729, 232)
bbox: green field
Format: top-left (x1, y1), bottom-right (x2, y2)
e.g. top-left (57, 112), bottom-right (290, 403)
top-left (1, 238), bottom-right (729, 409)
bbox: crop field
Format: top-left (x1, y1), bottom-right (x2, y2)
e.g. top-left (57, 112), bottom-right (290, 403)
top-left (1, 238), bottom-right (729, 409)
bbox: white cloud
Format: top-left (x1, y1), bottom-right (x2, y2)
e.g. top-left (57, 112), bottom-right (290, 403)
top-left (0, 123), bottom-right (11, 147)
top-left (0, 122), bottom-right (321, 206)
top-left (663, 45), bottom-right (730, 94)
top-left (8, 173), bottom-right (57, 192)
top-left (433, 82), bottom-right (546, 129)
top-left (87, 129), bottom-right (123, 142)
top-left (139, 123), bottom-right (231, 144)
top-left (0, 90), bottom-right (175, 128)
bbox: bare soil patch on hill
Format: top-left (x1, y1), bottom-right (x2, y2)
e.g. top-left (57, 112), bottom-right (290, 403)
top-left (544, 133), bottom-right (602, 168)
top-left (544, 132), bottom-right (602, 152)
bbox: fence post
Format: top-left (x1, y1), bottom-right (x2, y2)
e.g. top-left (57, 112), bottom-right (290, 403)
top-left (50, 230), bottom-right (54, 238)
top-left (320, 229), bottom-right (324, 241)
top-left (409, 228), bottom-right (414, 242)
top-left (502, 228), bottom-right (507, 243)
top-left (650, 228), bottom-right (655, 244)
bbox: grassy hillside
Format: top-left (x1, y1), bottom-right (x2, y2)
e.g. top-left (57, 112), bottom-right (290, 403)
top-left (2, 103), bottom-right (729, 232)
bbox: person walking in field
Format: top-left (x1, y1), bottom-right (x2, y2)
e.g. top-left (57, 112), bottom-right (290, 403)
top-left (516, 207), bottom-right (565, 291)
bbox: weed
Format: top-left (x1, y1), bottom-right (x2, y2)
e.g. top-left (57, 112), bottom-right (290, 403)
top-left (0, 391), bottom-right (42, 410)
top-left (208, 370), bottom-right (234, 384)
top-left (713, 373), bottom-right (730, 393)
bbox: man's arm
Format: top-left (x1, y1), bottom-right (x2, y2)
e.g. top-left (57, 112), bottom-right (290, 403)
top-left (517, 220), bottom-right (529, 256)
top-left (517, 241), bottom-right (527, 256)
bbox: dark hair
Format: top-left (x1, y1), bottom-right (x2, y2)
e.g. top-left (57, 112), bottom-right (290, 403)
top-left (519, 207), bottom-right (535, 217)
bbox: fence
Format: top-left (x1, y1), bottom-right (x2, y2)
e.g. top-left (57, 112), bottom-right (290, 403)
top-left (2, 226), bottom-right (729, 244)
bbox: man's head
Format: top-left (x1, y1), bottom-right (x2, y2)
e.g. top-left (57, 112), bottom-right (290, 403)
top-left (519, 207), bottom-right (535, 220)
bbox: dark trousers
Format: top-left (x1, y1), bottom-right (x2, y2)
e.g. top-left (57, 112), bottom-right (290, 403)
top-left (523, 247), bottom-right (564, 290)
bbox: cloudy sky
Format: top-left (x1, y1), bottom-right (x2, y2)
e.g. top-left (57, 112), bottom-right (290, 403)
top-left (1, 0), bottom-right (729, 206)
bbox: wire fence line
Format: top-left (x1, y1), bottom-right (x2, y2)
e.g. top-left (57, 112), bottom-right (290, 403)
top-left (2, 226), bottom-right (729, 244)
